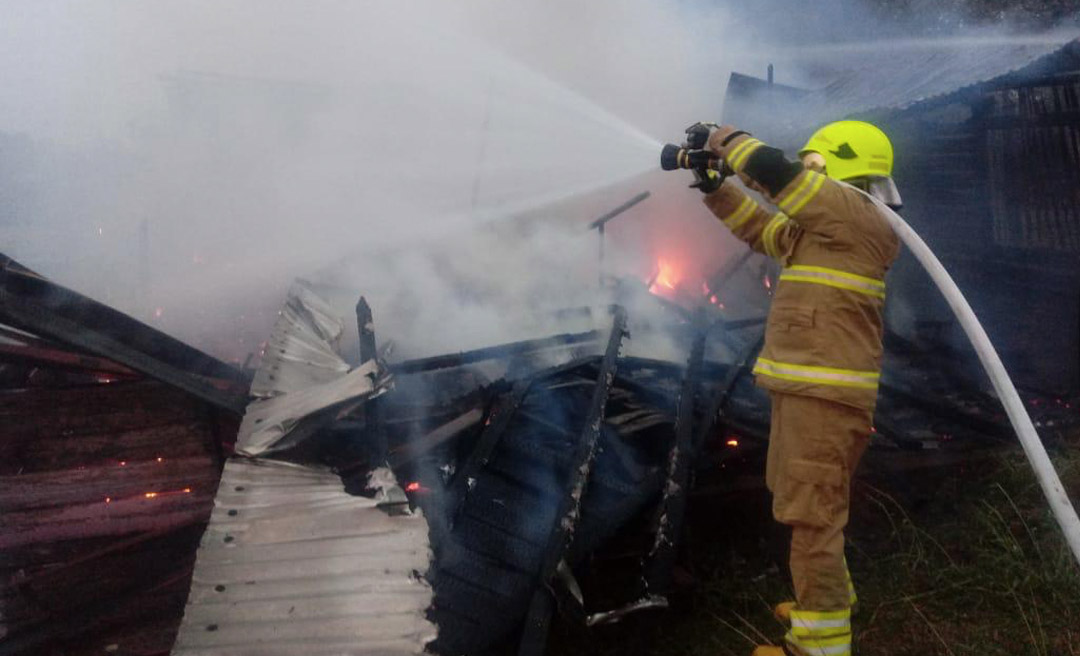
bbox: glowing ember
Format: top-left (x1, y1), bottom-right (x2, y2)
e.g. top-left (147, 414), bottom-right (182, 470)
top-left (156, 457), bottom-right (164, 463)
top-left (119, 461), bottom-right (127, 467)
top-left (763, 276), bottom-right (772, 290)
top-left (105, 497), bottom-right (111, 503)
top-left (405, 481), bottom-right (422, 492)
top-left (145, 492), bottom-right (158, 499)
top-left (710, 295), bottom-right (719, 304)
top-left (726, 438), bottom-right (739, 448)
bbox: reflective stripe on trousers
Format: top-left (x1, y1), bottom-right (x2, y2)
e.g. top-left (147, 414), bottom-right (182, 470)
top-left (754, 358), bottom-right (880, 391)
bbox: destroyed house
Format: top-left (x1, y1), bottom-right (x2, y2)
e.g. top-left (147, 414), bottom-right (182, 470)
top-left (2, 243), bottom-right (1072, 656)
top-left (724, 37), bottom-right (1080, 391)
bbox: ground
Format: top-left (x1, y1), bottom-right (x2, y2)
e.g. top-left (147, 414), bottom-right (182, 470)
top-left (551, 427), bottom-right (1080, 655)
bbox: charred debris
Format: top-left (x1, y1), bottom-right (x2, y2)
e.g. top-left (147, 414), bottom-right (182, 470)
top-left (4, 248), bottom-right (1079, 656)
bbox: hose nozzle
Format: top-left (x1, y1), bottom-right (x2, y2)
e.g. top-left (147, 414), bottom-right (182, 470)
top-left (660, 144), bottom-right (718, 171)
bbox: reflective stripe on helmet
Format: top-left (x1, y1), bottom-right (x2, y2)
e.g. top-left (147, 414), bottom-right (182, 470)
top-left (779, 265), bottom-right (886, 299)
top-left (753, 358), bottom-right (880, 390)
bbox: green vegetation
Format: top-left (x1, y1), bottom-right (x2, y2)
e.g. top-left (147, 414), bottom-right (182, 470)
top-left (553, 431), bottom-right (1080, 655)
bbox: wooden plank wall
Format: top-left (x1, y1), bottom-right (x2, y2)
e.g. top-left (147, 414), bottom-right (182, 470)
top-left (0, 379), bottom-right (229, 656)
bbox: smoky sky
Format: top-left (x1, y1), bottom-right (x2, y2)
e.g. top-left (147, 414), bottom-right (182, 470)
top-left (0, 1), bottom-right (1074, 362)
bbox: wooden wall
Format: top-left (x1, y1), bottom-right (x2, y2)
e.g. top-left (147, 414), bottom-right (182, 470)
top-left (0, 378), bottom-right (232, 656)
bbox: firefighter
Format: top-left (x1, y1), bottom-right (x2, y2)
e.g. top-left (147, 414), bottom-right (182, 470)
top-left (697, 121), bottom-right (901, 656)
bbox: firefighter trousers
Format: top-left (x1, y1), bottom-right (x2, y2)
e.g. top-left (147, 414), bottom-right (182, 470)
top-left (766, 391), bottom-right (871, 611)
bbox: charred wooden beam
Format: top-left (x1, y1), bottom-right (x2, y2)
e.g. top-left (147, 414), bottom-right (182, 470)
top-left (0, 254), bottom-right (245, 383)
top-left (695, 334), bottom-right (766, 453)
top-left (0, 286), bottom-right (246, 415)
top-left (391, 330), bottom-right (600, 375)
top-left (706, 249), bottom-right (756, 297)
top-left (517, 306), bottom-right (627, 656)
top-left (356, 295), bottom-right (387, 461)
top-left (356, 296), bottom-right (377, 364)
top-left (716, 316), bottom-right (768, 331)
top-left (387, 407), bottom-right (484, 469)
top-left (644, 309), bottom-right (708, 596)
top-left (878, 381), bottom-right (1009, 440)
top-left (448, 381), bottom-right (531, 524)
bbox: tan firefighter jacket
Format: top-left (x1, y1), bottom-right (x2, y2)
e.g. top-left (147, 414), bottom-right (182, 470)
top-left (702, 135), bottom-right (901, 410)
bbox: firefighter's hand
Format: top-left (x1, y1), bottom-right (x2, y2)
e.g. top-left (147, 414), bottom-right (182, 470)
top-left (704, 125), bottom-right (750, 158)
top-left (683, 122), bottom-right (719, 150)
top-left (690, 167), bottom-right (724, 194)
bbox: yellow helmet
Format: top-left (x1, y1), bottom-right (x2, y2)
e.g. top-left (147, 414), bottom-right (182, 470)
top-left (799, 120), bottom-right (894, 181)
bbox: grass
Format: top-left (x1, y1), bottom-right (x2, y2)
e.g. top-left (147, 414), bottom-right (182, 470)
top-left (550, 428), bottom-right (1080, 655)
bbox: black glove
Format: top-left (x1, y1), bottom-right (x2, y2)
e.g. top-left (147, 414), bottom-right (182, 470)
top-left (690, 167), bottom-right (724, 194)
top-left (684, 122), bottom-right (719, 150)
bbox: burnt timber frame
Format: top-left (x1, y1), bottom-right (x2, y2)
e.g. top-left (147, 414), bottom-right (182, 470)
top-left (517, 306), bottom-right (628, 656)
top-left (391, 330), bottom-right (600, 375)
top-left (643, 309), bottom-right (708, 596)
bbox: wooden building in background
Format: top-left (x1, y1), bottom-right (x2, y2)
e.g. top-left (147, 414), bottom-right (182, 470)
top-left (724, 38), bottom-right (1080, 392)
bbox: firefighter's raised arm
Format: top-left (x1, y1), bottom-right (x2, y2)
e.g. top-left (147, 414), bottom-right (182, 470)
top-left (700, 181), bottom-right (801, 261)
top-left (704, 125), bottom-right (854, 244)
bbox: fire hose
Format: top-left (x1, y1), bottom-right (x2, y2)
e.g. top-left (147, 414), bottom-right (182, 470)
top-left (852, 186), bottom-right (1080, 569)
top-left (659, 131), bottom-right (1080, 568)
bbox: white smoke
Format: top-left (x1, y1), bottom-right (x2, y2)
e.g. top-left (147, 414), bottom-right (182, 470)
top-left (1, 1), bottom-right (1071, 362)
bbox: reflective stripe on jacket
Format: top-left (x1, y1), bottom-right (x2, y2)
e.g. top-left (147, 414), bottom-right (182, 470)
top-left (703, 136), bottom-right (900, 410)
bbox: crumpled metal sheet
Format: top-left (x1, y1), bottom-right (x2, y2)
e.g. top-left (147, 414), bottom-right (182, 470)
top-left (251, 282), bottom-right (352, 399)
top-left (172, 458), bottom-right (435, 656)
top-left (237, 282), bottom-right (391, 457)
top-left (236, 359), bottom-right (388, 457)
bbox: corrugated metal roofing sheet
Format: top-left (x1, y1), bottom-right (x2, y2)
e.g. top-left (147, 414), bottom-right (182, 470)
top-left (172, 458), bottom-right (435, 656)
top-left (237, 280), bottom-right (391, 457)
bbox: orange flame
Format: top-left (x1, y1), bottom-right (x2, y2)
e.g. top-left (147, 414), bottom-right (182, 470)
top-left (649, 258), bottom-right (682, 295)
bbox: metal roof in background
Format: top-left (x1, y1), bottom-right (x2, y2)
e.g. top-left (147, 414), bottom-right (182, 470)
top-left (784, 35), bottom-right (1073, 115)
top-left (725, 36), bottom-right (1079, 147)
top-left (172, 458), bottom-right (435, 656)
